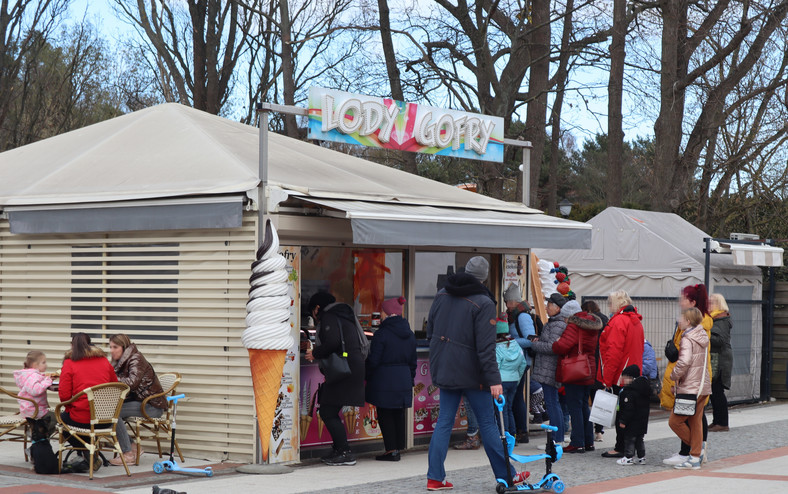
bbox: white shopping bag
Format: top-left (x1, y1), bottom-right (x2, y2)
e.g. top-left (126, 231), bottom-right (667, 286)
top-left (589, 389), bottom-right (618, 428)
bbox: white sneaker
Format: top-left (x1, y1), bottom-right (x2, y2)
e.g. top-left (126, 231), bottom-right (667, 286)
top-left (616, 456), bottom-right (634, 466)
top-left (595, 432), bottom-right (603, 442)
top-left (663, 453), bottom-right (689, 465)
top-left (635, 457), bottom-right (646, 465)
top-left (674, 455), bottom-right (701, 470)
top-left (700, 442), bottom-right (708, 465)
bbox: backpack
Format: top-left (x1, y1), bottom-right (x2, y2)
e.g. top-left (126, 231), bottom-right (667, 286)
top-left (513, 308), bottom-right (541, 359)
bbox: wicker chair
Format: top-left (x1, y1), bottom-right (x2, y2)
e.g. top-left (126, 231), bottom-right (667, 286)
top-left (126, 372), bottom-right (184, 465)
top-left (0, 385), bottom-right (39, 462)
top-left (55, 382), bottom-right (131, 479)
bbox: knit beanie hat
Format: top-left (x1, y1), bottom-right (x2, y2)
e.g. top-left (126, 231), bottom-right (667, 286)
top-left (465, 256), bottom-right (489, 283)
top-left (382, 296), bottom-right (406, 316)
top-left (308, 291), bottom-right (336, 315)
top-left (560, 300), bottom-right (582, 319)
top-left (496, 312), bottom-right (509, 334)
top-left (547, 292), bottom-right (567, 308)
top-left (622, 364), bottom-right (641, 378)
top-left (504, 283), bottom-right (521, 302)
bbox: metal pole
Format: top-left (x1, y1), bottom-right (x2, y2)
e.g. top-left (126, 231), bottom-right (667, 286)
top-left (522, 147), bottom-right (531, 207)
top-left (704, 237), bottom-right (711, 289)
top-left (258, 108), bottom-right (269, 246)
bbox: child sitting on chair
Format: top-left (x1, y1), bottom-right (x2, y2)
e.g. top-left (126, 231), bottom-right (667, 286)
top-left (616, 364), bottom-right (651, 466)
top-left (14, 350), bottom-right (57, 436)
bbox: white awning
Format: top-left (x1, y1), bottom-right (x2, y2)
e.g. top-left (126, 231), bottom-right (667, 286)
top-left (299, 198), bottom-right (592, 249)
top-left (713, 241), bottom-right (784, 267)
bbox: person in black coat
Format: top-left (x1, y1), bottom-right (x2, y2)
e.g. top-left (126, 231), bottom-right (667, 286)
top-left (365, 296), bottom-right (417, 461)
top-left (616, 364), bottom-right (651, 465)
top-left (305, 291), bottom-right (366, 466)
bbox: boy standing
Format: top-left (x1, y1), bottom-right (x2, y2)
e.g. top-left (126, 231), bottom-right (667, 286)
top-left (616, 364), bottom-right (650, 465)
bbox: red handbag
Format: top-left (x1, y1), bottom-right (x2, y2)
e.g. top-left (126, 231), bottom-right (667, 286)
top-left (558, 332), bottom-right (593, 384)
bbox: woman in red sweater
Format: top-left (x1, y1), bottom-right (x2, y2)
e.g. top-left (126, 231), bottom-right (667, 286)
top-left (59, 333), bottom-right (118, 467)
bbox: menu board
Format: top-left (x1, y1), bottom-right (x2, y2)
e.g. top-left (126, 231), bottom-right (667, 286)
top-left (412, 355), bottom-right (466, 435)
top-left (267, 246), bottom-right (300, 463)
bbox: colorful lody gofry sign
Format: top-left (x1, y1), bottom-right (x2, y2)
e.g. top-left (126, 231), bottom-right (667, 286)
top-left (307, 87), bottom-right (504, 163)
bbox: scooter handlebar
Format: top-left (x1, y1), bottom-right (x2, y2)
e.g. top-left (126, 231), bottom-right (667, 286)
top-left (167, 393), bottom-right (186, 402)
top-left (494, 395), bottom-right (506, 410)
top-left (540, 424), bottom-right (558, 432)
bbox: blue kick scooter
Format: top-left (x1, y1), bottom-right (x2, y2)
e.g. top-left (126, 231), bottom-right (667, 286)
top-left (494, 396), bottom-right (564, 493)
top-left (153, 394), bottom-right (213, 477)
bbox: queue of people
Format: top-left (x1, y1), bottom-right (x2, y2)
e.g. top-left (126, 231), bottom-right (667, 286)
top-left (15, 265), bottom-right (737, 486)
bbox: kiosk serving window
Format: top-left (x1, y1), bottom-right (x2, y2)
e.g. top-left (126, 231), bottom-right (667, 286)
top-left (413, 252), bottom-right (492, 338)
top-left (299, 246), bottom-right (403, 331)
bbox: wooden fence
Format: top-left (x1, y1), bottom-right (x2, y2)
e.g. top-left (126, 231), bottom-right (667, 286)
top-left (771, 282), bottom-right (788, 399)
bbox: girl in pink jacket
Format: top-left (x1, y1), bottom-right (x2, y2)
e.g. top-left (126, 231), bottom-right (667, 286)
top-left (13, 350), bottom-right (54, 422)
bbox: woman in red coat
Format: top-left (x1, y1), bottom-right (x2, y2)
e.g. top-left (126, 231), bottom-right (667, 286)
top-left (596, 290), bottom-right (644, 458)
top-left (59, 332), bottom-right (118, 467)
top-left (553, 307), bottom-right (603, 453)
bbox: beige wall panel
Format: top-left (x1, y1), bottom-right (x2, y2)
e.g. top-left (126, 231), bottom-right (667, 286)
top-left (0, 214), bottom-right (260, 462)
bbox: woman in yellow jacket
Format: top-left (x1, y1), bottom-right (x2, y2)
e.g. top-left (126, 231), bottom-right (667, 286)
top-left (661, 284), bottom-right (713, 466)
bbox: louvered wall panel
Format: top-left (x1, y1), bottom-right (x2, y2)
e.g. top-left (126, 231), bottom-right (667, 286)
top-left (0, 214), bottom-right (258, 462)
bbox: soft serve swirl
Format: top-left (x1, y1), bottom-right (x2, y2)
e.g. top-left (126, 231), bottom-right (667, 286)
top-left (242, 220), bottom-right (294, 350)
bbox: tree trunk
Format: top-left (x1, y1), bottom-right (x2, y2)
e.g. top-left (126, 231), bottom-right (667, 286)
top-left (525, 0), bottom-right (550, 209)
top-left (278, 0), bottom-right (298, 137)
top-left (651, 0), bottom-right (688, 211)
top-left (377, 0), bottom-right (418, 174)
top-left (606, 0), bottom-right (626, 208)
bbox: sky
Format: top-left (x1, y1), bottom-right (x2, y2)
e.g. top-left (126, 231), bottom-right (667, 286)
top-left (66, 0), bottom-right (655, 148)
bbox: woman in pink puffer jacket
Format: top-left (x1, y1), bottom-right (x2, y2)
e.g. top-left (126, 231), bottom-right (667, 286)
top-left (668, 307), bottom-right (712, 470)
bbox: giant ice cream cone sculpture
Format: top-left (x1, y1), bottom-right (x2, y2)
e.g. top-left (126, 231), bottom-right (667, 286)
top-left (243, 220), bottom-right (293, 462)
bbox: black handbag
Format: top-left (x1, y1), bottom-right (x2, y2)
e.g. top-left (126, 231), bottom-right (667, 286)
top-left (665, 326), bottom-right (680, 363)
top-left (318, 319), bottom-right (352, 384)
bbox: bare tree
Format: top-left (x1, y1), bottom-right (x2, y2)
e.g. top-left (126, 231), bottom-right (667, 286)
top-left (652, 0), bottom-right (788, 211)
top-left (114, 0), bottom-right (254, 114)
top-left (0, 0), bottom-right (69, 147)
top-left (238, 0), bottom-right (366, 132)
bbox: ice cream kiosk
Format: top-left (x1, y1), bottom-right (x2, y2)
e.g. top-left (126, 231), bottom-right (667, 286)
top-left (0, 92), bottom-right (591, 465)
top-left (250, 87), bottom-right (591, 463)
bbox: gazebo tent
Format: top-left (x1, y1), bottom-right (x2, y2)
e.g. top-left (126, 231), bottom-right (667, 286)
top-left (533, 207), bottom-right (774, 403)
top-left (0, 103), bottom-right (591, 461)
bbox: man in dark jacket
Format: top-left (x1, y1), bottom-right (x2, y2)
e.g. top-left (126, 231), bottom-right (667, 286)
top-left (425, 257), bottom-right (528, 490)
top-left (305, 291), bottom-right (366, 466)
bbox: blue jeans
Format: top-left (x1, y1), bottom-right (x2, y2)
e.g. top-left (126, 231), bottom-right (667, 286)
top-left (428, 388), bottom-right (513, 481)
top-left (542, 384), bottom-right (564, 443)
top-left (462, 392), bottom-right (479, 435)
top-left (500, 381), bottom-right (518, 435)
top-left (564, 383), bottom-right (594, 448)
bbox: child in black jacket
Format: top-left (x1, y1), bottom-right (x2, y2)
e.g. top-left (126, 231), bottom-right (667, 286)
top-left (616, 364), bottom-right (651, 465)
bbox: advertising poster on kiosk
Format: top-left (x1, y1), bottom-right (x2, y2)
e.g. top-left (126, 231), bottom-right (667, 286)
top-left (412, 356), bottom-right (466, 435)
top-left (299, 363), bottom-right (382, 447)
top-left (268, 246), bottom-right (301, 463)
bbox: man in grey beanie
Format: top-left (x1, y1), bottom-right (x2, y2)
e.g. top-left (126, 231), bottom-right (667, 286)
top-left (464, 256), bottom-right (489, 283)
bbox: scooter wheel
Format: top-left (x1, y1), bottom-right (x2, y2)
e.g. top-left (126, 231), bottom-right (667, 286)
top-left (205, 467), bottom-right (214, 477)
top-left (496, 482), bottom-right (508, 493)
top-left (153, 462), bottom-right (164, 474)
top-left (553, 480), bottom-right (565, 493)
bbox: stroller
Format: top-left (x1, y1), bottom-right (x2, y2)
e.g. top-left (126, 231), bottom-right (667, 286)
top-left (494, 396), bottom-right (564, 493)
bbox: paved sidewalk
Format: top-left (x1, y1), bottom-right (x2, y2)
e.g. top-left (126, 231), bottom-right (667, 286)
top-left (2, 401), bottom-right (787, 493)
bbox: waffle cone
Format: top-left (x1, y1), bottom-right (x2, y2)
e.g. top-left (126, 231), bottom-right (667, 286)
top-left (300, 415), bottom-right (312, 441)
top-left (248, 348), bottom-right (286, 462)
